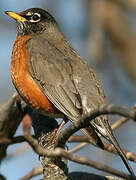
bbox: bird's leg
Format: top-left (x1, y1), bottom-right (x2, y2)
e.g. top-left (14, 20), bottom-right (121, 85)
top-left (56, 117), bottom-right (68, 137)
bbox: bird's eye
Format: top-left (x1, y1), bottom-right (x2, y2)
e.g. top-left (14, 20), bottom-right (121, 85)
top-left (29, 13), bottom-right (41, 22)
top-left (33, 14), bottom-right (40, 21)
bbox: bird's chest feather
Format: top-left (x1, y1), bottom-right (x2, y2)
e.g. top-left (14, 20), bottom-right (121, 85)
top-left (11, 35), bottom-right (60, 116)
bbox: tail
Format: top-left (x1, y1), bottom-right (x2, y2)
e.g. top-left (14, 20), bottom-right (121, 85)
top-left (82, 125), bottom-right (104, 149)
top-left (94, 120), bottom-right (134, 176)
top-left (106, 126), bottom-right (134, 176)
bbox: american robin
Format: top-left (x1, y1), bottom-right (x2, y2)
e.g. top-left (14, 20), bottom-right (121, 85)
top-left (5, 8), bottom-right (134, 175)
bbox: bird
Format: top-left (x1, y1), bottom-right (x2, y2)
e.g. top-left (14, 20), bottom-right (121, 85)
top-left (5, 8), bottom-right (134, 175)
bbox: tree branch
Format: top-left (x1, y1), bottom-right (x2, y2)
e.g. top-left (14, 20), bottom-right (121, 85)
top-left (23, 104), bottom-right (136, 179)
top-left (1, 103), bottom-right (135, 162)
top-left (0, 93), bottom-right (26, 161)
top-left (56, 104), bottom-right (136, 148)
top-left (23, 112), bottom-right (68, 180)
top-left (23, 126), bottom-right (133, 179)
top-left (20, 166), bottom-right (42, 180)
top-left (69, 135), bottom-right (136, 162)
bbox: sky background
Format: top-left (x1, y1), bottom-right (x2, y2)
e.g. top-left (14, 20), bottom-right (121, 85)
top-left (0, 0), bottom-right (136, 179)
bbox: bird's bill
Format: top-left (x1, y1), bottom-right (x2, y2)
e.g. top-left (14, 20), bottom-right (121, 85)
top-left (5, 11), bottom-right (27, 22)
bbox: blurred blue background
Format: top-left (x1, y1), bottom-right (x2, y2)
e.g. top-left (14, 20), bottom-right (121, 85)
top-left (0, 0), bottom-right (136, 179)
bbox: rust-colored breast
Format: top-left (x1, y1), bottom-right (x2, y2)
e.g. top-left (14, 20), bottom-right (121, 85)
top-left (11, 35), bottom-right (60, 115)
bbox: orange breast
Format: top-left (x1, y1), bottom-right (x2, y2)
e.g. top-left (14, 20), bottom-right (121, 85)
top-left (11, 35), bottom-right (60, 115)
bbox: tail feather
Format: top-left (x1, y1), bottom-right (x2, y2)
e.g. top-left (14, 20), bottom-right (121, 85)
top-left (105, 126), bottom-right (134, 176)
top-left (82, 125), bottom-right (104, 149)
top-left (94, 119), bottom-right (134, 176)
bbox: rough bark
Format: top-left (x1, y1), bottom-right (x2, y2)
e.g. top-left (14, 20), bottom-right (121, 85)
top-left (31, 111), bottom-right (68, 180)
top-left (0, 93), bottom-right (25, 161)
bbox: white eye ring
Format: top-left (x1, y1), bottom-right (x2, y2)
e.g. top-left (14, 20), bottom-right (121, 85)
top-left (29, 13), bottom-right (41, 23)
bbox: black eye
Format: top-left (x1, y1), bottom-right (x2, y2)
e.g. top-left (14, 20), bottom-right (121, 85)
top-left (29, 13), bottom-right (41, 22)
top-left (33, 14), bottom-right (40, 21)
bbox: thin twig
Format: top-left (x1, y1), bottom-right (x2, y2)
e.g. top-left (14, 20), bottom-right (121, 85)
top-left (6, 143), bottom-right (30, 160)
top-left (20, 166), bottom-right (42, 180)
top-left (56, 104), bottom-right (136, 148)
top-left (23, 131), bottom-right (133, 179)
top-left (69, 135), bottom-right (136, 162)
top-left (111, 117), bottom-right (129, 130)
top-left (69, 116), bottom-right (130, 154)
top-left (112, 105), bottom-right (136, 130)
top-left (69, 142), bottom-right (89, 153)
top-left (0, 115), bottom-right (129, 146)
top-left (0, 136), bottom-right (30, 146)
top-left (23, 108), bottom-right (136, 179)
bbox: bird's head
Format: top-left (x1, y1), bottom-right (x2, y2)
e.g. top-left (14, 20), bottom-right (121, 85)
top-left (5, 8), bottom-right (57, 35)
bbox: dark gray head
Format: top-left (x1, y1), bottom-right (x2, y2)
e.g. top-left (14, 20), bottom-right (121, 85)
top-left (5, 8), bottom-right (57, 35)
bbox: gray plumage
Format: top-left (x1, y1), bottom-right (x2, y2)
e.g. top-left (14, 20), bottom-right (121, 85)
top-left (7, 8), bottom-right (134, 175)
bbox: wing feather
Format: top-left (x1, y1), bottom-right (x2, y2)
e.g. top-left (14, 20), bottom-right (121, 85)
top-left (28, 37), bottom-right (82, 120)
top-left (27, 36), bottom-right (106, 122)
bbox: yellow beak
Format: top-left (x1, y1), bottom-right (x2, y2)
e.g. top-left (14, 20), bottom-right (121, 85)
top-left (5, 11), bottom-right (27, 22)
